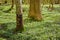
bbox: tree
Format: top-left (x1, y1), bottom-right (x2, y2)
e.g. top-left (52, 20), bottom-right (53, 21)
top-left (23, 0), bottom-right (30, 4)
top-left (4, 0), bottom-right (26, 12)
top-left (4, 0), bottom-right (14, 12)
top-left (15, 0), bottom-right (24, 33)
top-left (55, 0), bottom-right (60, 4)
top-left (4, 0), bottom-right (7, 4)
top-left (28, 0), bottom-right (42, 21)
top-left (6, 0), bottom-right (14, 12)
top-left (48, 0), bottom-right (54, 11)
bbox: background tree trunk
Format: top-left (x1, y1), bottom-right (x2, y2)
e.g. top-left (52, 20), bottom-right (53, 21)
top-left (7, 0), bottom-right (14, 11)
top-left (48, 0), bottom-right (54, 11)
top-left (29, 0), bottom-right (42, 21)
top-left (4, 0), bottom-right (14, 12)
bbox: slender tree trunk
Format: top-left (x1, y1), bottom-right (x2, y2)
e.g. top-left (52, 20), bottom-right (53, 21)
top-left (7, 0), bottom-right (14, 11)
top-left (48, 0), bottom-right (54, 11)
top-left (15, 0), bottom-right (24, 33)
top-left (4, 0), bottom-right (7, 4)
top-left (4, 0), bottom-right (14, 12)
top-left (29, 0), bottom-right (42, 21)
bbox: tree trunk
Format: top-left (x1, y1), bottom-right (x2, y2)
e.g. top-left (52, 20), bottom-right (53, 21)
top-left (15, 0), bottom-right (24, 33)
top-left (29, 0), bottom-right (42, 21)
top-left (4, 0), bottom-right (14, 12)
top-left (48, 0), bottom-right (54, 11)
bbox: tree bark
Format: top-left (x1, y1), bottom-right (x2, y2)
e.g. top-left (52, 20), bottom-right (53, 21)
top-left (15, 0), bottom-right (24, 33)
top-left (29, 0), bottom-right (42, 21)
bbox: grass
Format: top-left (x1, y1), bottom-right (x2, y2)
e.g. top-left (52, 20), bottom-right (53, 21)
top-left (0, 5), bottom-right (60, 40)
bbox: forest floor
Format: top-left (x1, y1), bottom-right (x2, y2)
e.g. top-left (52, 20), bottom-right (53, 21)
top-left (0, 5), bottom-right (60, 40)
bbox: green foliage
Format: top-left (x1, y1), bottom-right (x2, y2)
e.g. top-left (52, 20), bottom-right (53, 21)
top-left (0, 38), bottom-right (6, 40)
top-left (0, 5), bottom-right (60, 40)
